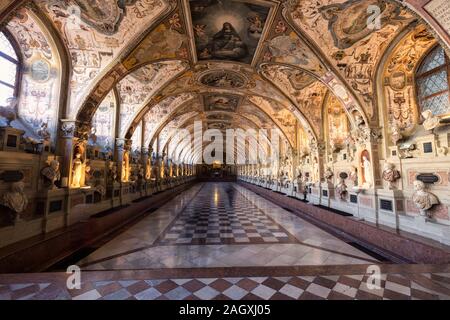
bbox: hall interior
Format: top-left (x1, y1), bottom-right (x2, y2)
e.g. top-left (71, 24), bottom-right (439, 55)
top-left (0, 0), bottom-right (450, 300)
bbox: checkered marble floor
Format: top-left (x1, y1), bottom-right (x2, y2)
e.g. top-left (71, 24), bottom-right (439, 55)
top-left (77, 182), bottom-right (379, 270)
top-left (2, 271), bottom-right (450, 300)
top-left (157, 183), bottom-right (298, 245)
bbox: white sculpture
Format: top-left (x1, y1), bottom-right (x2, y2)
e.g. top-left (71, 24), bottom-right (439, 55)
top-left (1, 181), bottom-right (28, 215)
top-left (361, 155), bottom-right (372, 187)
top-left (412, 180), bottom-right (439, 218)
top-left (422, 110), bottom-right (440, 132)
top-left (71, 153), bottom-right (83, 188)
top-left (41, 159), bottom-right (61, 190)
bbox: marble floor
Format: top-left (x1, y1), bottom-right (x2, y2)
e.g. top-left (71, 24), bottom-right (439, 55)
top-left (78, 183), bottom-right (379, 270)
top-left (2, 182), bottom-right (450, 300)
top-left (2, 268), bottom-right (450, 300)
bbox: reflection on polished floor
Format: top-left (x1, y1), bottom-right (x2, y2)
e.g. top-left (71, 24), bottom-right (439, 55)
top-left (2, 183), bottom-right (450, 300)
top-left (78, 183), bottom-right (379, 270)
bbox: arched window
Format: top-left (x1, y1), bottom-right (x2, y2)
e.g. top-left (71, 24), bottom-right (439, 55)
top-left (416, 45), bottom-right (450, 117)
top-left (0, 31), bottom-right (19, 106)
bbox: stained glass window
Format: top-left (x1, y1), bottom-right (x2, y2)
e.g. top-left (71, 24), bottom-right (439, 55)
top-left (0, 31), bottom-right (19, 106)
top-left (416, 45), bottom-right (450, 116)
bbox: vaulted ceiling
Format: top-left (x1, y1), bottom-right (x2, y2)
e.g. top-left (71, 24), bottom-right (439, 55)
top-left (3, 0), bottom-right (443, 162)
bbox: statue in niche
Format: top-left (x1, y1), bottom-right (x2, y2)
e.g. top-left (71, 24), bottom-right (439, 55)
top-left (151, 164), bottom-right (158, 181)
top-left (382, 162), bottom-right (401, 189)
top-left (145, 158), bottom-right (152, 180)
top-left (1, 181), bottom-right (28, 223)
top-left (324, 167), bottom-right (334, 182)
top-left (71, 153), bottom-right (84, 188)
top-left (422, 110), bottom-right (440, 132)
top-left (122, 152), bottom-right (130, 182)
top-left (160, 158), bottom-right (166, 180)
top-left (41, 159), bottom-right (61, 190)
top-left (360, 152), bottom-right (372, 187)
top-left (312, 157), bottom-right (319, 183)
top-left (294, 170), bottom-right (303, 192)
top-left (84, 163), bottom-right (92, 186)
top-left (169, 161), bottom-right (173, 177)
top-left (412, 180), bottom-right (439, 218)
top-left (107, 161), bottom-right (118, 184)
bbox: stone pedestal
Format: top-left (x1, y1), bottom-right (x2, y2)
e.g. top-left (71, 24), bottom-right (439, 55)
top-left (376, 189), bottom-right (405, 229)
top-left (309, 184), bottom-right (321, 205)
top-left (36, 189), bottom-right (67, 233)
top-left (120, 182), bottom-right (131, 205)
top-left (280, 182), bottom-right (294, 196)
top-left (320, 182), bottom-right (335, 207)
top-left (107, 182), bottom-right (121, 207)
top-left (0, 127), bottom-right (25, 152)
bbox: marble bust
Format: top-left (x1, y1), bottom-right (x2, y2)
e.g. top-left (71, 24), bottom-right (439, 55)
top-left (1, 181), bottom-right (28, 215)
top-left (382, 162), bottom-right (401, 189)
top-left (422, 110), bottom-right (440, 132)
top-left (324, 168), bottom-right (334, 182)
top-left (41, 160), bottom-right (61, 190)
top-left (412, 180), bottom-right (439, 217)
top-left (335, 178), bottom-right (347, 200)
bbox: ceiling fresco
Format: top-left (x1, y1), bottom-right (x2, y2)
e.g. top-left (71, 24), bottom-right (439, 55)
top-left (187, 0), bottom-right (274, 64)
top-left (2, 0), bottom-right (444, 164)
top-left (198, 70), bottom-right (247, 88)
top-left (117, 61), bottom-right (188, 136)
top-left (287, 0), bottom-right (416, 119)
top-left (35, 0), bottom-right (169, 117)
top-left (143, 93), bottom-right (198, 146)
top-left (203, 94), bottom-right (241, 112)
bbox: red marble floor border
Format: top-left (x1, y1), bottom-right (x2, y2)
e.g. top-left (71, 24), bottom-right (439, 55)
top-left (239, 182), bottom-right (450, 264)
top-left (1, 264), bottom-right (450, 284)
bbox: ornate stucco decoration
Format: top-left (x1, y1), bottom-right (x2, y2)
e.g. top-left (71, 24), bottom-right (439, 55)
top-left (382, 25), bottom-right (436, 138)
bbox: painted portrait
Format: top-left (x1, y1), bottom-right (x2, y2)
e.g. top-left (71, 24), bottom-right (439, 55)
top-left (189, 0), bottom-right (271, 64)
